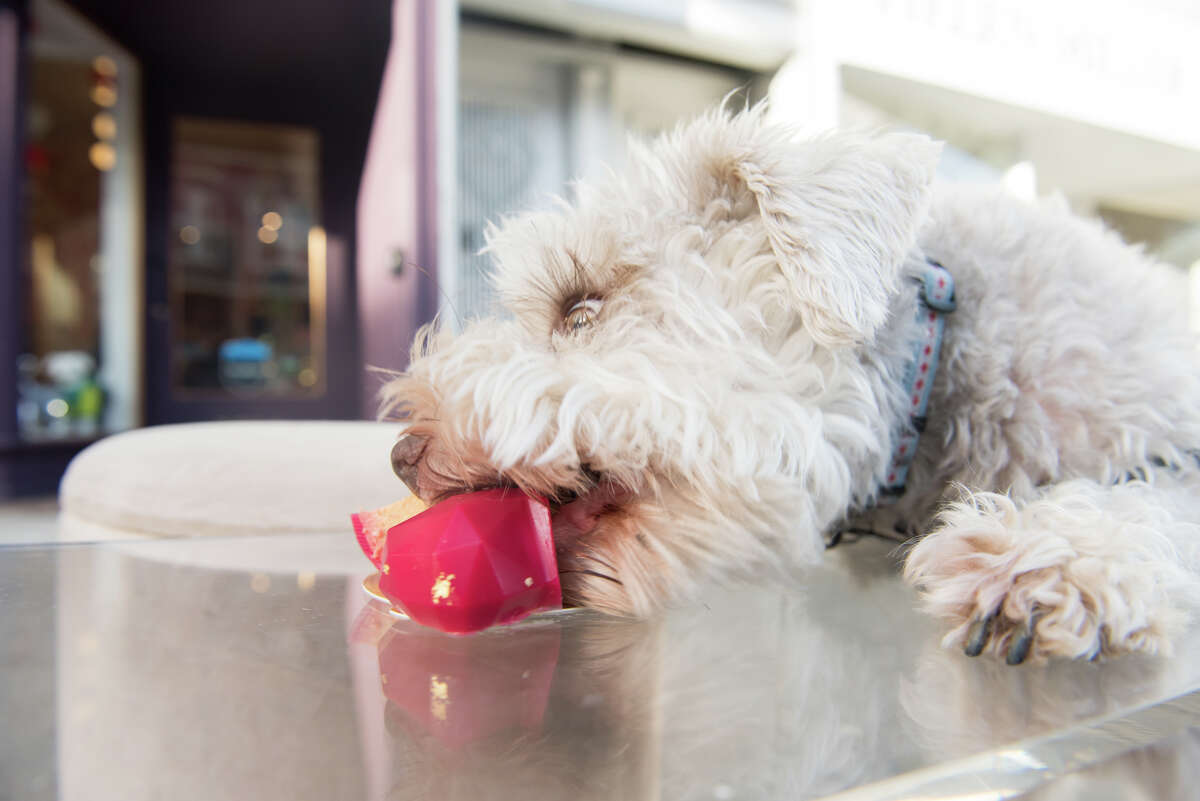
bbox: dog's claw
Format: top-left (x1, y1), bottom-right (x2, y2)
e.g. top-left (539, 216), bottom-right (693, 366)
top-left (964, 612), bottom-right (995, 657)
top-left (1006, 618), bottom-right (1036, 665)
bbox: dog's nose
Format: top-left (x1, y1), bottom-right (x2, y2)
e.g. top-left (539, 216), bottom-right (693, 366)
top-left (391, 434), bottom-right (428, 497)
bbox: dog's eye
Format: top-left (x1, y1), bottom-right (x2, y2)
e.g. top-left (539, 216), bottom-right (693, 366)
top-left (564, 298), bottom-right (601, 333)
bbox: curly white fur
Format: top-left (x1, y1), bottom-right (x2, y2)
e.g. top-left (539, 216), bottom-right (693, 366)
top-left (381, 104), bottom-right (1200, 660)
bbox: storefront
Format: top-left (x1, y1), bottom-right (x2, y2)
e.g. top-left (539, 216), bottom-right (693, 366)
top-left (0, 0), bottom-right (393, 494)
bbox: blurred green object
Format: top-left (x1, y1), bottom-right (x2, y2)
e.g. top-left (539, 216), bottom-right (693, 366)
top-left (70, 379), bottom-right (104, 422)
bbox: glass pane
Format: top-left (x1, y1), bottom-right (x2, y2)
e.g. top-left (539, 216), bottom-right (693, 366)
top-left (19, 0), bottom-right (141, 441)
top-left (168, 118), bottom-right (324, 397)
top-left (455, 28), bottom-right (748, 325)
top-left (459, 100), bottom-right (567, 322)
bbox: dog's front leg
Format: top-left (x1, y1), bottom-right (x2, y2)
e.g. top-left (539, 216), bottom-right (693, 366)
top-left (902, 476), bottom-right (1200, 663)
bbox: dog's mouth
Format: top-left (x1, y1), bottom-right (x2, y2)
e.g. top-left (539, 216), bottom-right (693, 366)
top-left (547, 478), bottom-right (633, 543)
top-left (394, 453), bottom-right (636, 606)
top-left (400, 460), bottom-right (632, 543)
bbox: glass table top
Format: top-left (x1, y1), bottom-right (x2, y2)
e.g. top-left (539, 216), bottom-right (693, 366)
top-left (2, 531), bottom-right (1200, 800)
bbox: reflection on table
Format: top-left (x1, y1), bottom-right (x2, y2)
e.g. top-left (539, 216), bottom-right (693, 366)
top-left (2, 535), bottom-right (1199, 800)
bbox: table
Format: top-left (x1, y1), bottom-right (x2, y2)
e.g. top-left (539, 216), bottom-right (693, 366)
top-left (2, 532), bottom-right (1199, 800)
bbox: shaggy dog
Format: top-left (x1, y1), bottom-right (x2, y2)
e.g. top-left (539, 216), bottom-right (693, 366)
top-left (382, 105), bottom-right (1200, 664)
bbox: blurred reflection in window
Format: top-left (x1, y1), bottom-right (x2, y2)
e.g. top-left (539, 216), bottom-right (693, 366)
top-left (20, 0), bottom-right (142, 441)
top-left (169, 119), bottom-right (324, 397)
top-left (454, 26), bottom-right (750, 326)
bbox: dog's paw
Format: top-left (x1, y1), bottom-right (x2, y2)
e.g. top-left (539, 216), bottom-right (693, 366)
top-left (903, 489), bottom-right (1190, 664)
top-left (949, 565), bottom-right (1176, 664)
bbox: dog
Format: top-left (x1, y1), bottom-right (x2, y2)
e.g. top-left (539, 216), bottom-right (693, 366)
top-left (381, 104), bottom-right (1200, 664)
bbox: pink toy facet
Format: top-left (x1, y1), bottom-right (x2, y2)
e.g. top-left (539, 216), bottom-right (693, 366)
top-left (374, 489), bottom-right (562, 634)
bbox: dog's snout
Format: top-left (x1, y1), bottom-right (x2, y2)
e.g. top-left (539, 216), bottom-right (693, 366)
top-left (391, 435), bottom-right (429, 496)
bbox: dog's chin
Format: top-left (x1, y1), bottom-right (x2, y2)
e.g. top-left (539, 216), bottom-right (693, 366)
top-left (551, 481), bottom-right (646, 612)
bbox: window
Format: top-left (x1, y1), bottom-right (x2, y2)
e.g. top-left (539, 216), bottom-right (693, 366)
top-left (19, 0), bottom-right (142, 441)
top-left (453, 25), bottom-right (752, 325)
top-left (168, 118), bottom-right (324, 397)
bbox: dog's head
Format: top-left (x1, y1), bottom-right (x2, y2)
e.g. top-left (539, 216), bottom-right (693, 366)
top-left (382, 106), bottom-right (940, 614)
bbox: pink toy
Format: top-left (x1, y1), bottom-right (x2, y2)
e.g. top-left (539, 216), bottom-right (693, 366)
top-left (352, 489), bottom-right (562, 634)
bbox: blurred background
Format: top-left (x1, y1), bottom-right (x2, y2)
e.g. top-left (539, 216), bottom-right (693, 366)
top-left (1, 0), bottom-right (1199, 497)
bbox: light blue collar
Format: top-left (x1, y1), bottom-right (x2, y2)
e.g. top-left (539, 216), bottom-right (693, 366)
top-left (879, 260), bottom-right (956, 499)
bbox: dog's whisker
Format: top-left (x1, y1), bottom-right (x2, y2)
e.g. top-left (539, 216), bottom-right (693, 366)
top-left (404, 259), bottom-right (463, 328)
top-left (559, 569), bottom-right (624, 587)
top-left (577, 551), bottom-right (619, 574)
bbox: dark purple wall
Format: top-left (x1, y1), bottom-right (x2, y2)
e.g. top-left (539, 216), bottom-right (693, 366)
top-left (355, 0), bottom-right (442, 419)
top-left (0, 0), bottom-right (25, 450)
top-left (0, 0), bottom-right (37, 498)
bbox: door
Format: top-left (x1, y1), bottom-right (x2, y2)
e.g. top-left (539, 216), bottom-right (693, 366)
top-left (122, 0), bottom-right (393, 424)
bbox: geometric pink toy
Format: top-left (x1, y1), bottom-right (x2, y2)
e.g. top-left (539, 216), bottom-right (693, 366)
top-left (354, 489), bottom-right (562, 634)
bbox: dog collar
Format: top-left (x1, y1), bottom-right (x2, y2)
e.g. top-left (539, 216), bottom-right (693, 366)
top-left (879, 260), bottom-right (955, 499)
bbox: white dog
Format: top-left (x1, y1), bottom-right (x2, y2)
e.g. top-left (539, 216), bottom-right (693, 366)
top-left (382, 105), bottom-right (1200, 664)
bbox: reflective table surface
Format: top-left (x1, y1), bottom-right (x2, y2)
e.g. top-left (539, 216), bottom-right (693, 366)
top-left (3, 532), bottom-right (1200, 800)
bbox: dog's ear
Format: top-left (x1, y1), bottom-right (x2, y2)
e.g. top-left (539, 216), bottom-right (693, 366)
top-left (695, 118), bottom-right (941, 346)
